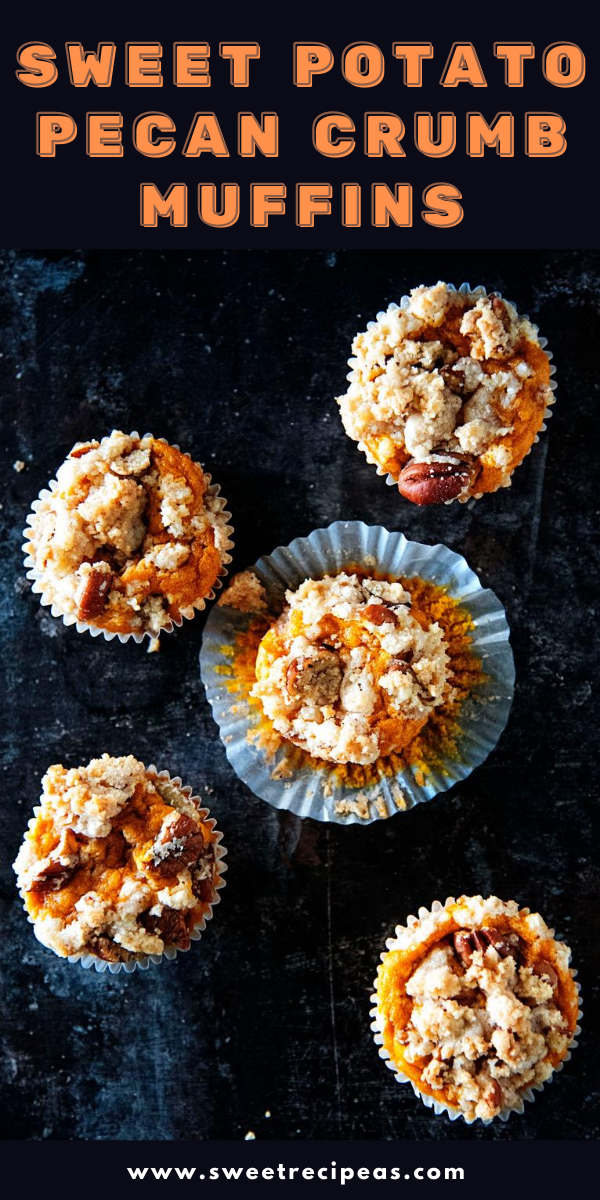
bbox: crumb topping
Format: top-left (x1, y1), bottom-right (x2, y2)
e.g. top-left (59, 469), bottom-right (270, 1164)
top-left (376, 895), bottom-right (578, 1121)
top-left (252, 572), bottom-right (452, 765)
top-left (26, 431), bottom-right (231, 635)
top-left (13, 755), bottom-right (219, 962)
top-left (217, 570), bottom-right (268, 613)
top-left (337, 283), bottom-right (552, 498)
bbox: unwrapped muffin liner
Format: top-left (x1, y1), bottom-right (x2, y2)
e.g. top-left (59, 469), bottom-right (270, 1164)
top-left (369, 898), bottom-right (582, 1125)
top-left (22, 431), bottom-right (234, 644)
top-left (348, 282), bottom-right (557, 505)
top-left (200, 521), bottom-right (515, 825)
top-left (17, 766), bottom-right (228, 975)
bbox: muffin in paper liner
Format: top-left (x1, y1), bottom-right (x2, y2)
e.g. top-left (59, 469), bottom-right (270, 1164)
top-left (200, 521), bottom-right (515, 825)
top-left (15, 764), bottom-right (228, 976)
top-left (22, 430), bottom-right (234, 644)
top-left (338, 282), bottom-right (557, 506)
top-left (370, 896), bottom-right (582, 1125)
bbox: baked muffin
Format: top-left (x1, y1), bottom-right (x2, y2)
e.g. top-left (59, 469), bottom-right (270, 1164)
top-left (24, 431), bottom-right (232, 637)
top-left (252, 572), bottom-right (452, 765)
top-left (374, 895), bottom-right (579, 1122)
top-left (337, 283), bottom-right (553, 505)
top-left (13, 755), bottom-right (223, 964)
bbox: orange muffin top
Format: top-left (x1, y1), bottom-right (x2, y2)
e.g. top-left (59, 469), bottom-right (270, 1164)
top-left (337, 283), bottom-right (552, 505)
top-left (26, 431), bottom-right (231, 635)
top-left (13, 755), bottom-right (219, 962)
top-left (375, 895), bottom-right (579, 1121)
top-left (252, 572), bottom-right (453, 765)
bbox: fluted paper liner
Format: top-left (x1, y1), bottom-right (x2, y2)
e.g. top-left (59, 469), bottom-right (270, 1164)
top-left (370, 898), bottom-right (582, 1125)
top-left (17, 766), bottom-right (228, 975)
top-left (22, 431), bottom-right (234, 644)
top-left (346, 282), bottom-right (557, 505)
top-left (200, 521), bottom-right (515, 825)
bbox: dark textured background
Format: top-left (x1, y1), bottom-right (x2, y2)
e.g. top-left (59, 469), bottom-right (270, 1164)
top-left (0, 249), bottom-right (598, 1142)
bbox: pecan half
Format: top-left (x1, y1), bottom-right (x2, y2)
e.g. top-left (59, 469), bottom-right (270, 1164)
top-left (76, 562), bottom-right (113, 622)
top-left (286, 649), bottom-right (343, 707)
top-left (151, 811), bottom-right (205, 879)
top-left (452, 928), bottom-right (523, 968)
top-left (143, 908), bottom-right (190, 950)
top-left (398, 456), bottom-right (473, 506)
top-left (363, 603), bottom-right (398, 627)
top-left (531, 959), bottom-right (558, 990)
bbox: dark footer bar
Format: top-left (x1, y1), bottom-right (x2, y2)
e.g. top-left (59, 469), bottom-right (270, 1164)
top-left (2, 1139), bottom-right (597, 1193)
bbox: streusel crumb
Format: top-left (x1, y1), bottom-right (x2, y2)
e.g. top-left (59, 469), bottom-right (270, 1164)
top-left (375, 895), bottom-right (579, 1122)
top-left (25, 431), bottom-right (231, 635)
top-left (217, 570), bottom-right (267, 613)
top-left (13, 755), bottom-right (220, 962)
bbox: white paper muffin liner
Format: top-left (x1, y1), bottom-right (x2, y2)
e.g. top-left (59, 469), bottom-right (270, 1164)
top-left (16, 765), bottom-right (228, 975)
top-left (369, 897), bottom-right (582, 1124)
top-left (200, 521), bottom-right (515, 825)
top-left (346, 282), bottom-right (557, 505)
top-left (22, 431), bottom-right (234, 644)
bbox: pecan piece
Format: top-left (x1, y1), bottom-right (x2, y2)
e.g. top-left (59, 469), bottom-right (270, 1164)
top-left (363, 603), bottom-right (398, 627)
top-left (398, 456), bottom-right (473, 506)
top-left (151, 810), bottom-right (205, 879)
top-left (482, 928), bottom-right (523, 962)
top-left (69, 441), bottom-right (99, 459)
top-left (440, 365), bottom-right (467, 394)
top-left (76, 562), bottom-right (113, 622)
top-left (452, 927), bottom-right (522, 968)
top-left (143, 908), bottom-right (190, 950)
top-left (93, 936), bottom-right (126, 963)
top-left (286, 649), bottom-right (343, 707)
top-left (486, 1080), bottom-right (503, 1110)
top-left (452, 931), bottom-right (475, 968)
top-left (27, 829), bottom-right (80, 893)
top-left (490, 295), bottom-right (512, 331)
top-left (532, 959), bottom-right (558, 990)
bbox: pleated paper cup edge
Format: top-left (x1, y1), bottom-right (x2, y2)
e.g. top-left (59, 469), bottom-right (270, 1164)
top-left (344, 283), bottom-right (556, 506)
top-left (200, 522), bottom-right (514, 826)
top-left (16, 763), bottom-right (228, 975)
top-left (22, 430), bottom-right (234, 644)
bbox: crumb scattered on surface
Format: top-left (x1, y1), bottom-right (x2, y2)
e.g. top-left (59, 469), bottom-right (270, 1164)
top-left (13, 460), bottom-right (26, 472)
top-left (147, 637), bottom-right (160, 654)
top-left (334, 795), bottom-right (370, 820)
top-left (218, 570), bottom-right (267, 613)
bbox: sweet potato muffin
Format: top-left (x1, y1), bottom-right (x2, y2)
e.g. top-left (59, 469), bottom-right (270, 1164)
top-left (13, 755), bottom-right (222, 963)
top-left (337, 283), bottom-right (553, 505)
top-left (24, 431), bottom-right (232, 636)
top-left (252, 572), bottom-right (452, 766)
top-left (374, 895), bottom-right (579, 1122)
